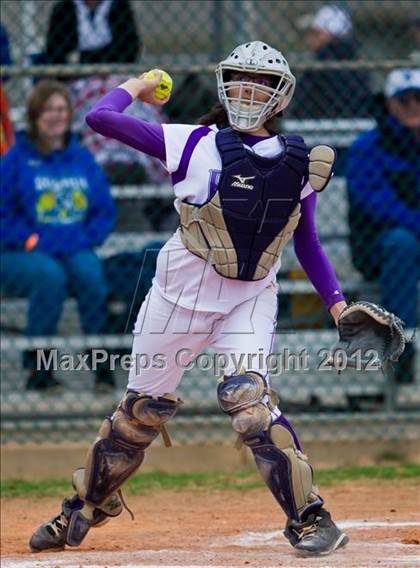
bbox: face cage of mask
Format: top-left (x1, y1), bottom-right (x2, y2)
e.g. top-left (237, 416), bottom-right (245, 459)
top-left (217, 71), bottom-right (294, 131)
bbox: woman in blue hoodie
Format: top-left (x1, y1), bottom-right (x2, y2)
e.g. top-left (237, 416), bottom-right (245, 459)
top-left (0, 80), bottom-right (116, 391)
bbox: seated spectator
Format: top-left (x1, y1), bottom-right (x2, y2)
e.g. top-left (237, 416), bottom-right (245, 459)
top-left (44, 1), bottom-right (171, 226)
top-left (0, 23), bottom-right (14, 155)
top-left (291, 4), bottom-right (371, 118)
top-left (0, 22), bottom-right (12, 67)
top-left (346, 69), bottom-right (419, 383)
top-left (104, 240), bottom-right (166, 334)
top-left (46, 0), bottom-right (141, 64)
top-left (0, 84), bottom-right (14, 156)
top-left (409, 17), bottom-right (420, 63)
top-left (0, 80), bottom-right (116, 392)
top-left (69, 74), bottom-right (169, 187)
top-left (70, 74), bottom-right (173, 236)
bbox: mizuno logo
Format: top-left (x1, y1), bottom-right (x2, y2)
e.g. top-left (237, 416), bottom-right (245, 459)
top-left (231, 174), bottom-right (256, 190)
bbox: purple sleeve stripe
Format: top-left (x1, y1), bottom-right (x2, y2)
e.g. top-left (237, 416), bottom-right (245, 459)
top-left (293, 192), bottom-right (345, 309)
top-left (171, 126), bottom-right (212, 185)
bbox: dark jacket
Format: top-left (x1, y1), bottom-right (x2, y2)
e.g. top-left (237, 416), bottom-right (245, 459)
top-left (1, 132), bottom-right (116, 256)
top-left (46, 0), bottom-right (141, 64)
top-left (346, 94), bottom-right (420, 278)
top-left (290, 37), bottom-right (371, 118)
top-left (0, 24), bottom-right (12, 66)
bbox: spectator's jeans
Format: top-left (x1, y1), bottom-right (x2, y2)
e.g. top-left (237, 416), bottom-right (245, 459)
top-left (104, 240), bottom-right (165, 333)
top-left (374, 228), bottom-right (419, 328)
top-left (0, 249), bottom-right (108, 336)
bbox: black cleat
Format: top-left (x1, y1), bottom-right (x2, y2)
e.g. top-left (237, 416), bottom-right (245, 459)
top-left (29, 494), bottom-right (119, 552)
top-left (29, 496), bottom-right (83, 552)
top-left (284, 508), bottom-right (349, 556)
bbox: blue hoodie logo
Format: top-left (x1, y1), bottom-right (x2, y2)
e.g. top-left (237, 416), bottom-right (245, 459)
top-left (35, 176), bottom-right (88, 224)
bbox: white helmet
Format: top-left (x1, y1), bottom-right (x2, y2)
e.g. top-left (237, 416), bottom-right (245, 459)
top-left (216, 41), bottom-right (296, 132)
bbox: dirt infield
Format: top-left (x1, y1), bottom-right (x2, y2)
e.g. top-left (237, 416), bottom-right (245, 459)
top-left (2, 480), bottom-right (420, 567)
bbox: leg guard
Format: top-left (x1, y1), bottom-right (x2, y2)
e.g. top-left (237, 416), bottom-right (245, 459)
top-left (66, 390), bottom-right (182, 546)
top-left (217, 373), bottom-right (322, 523)
top-left (217, 372), bottom-right (272, 436)
top-left (246, 416), bottom-right (323, 523)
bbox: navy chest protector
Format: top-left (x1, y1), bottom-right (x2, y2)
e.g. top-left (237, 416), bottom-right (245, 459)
top-left (179, 127), bottom-right (308, 281)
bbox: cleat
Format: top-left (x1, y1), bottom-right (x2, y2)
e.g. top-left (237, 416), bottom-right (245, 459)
top-left (284, 508), bottom-right (349, 556)
top-left (29, 496), bottom-right (83, 552)
top-left (29, 495), bottom-right (117, 552)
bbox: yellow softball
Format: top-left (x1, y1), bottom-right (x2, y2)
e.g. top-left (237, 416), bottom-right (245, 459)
top-left (143, 69), bottom-right (173, 100)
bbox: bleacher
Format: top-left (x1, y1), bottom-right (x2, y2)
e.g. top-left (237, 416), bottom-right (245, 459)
top-left (2, 117), bottom-right (419, 418)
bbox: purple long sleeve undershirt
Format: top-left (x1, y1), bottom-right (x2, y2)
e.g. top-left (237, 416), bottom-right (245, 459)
top-left (86, 88), bottom-right (345, 309)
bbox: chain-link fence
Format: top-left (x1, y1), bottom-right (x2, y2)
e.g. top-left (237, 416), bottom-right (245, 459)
top-left (1, 0), bottom-right (419, 447)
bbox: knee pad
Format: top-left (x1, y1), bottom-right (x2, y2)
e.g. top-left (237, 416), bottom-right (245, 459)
top-left (84, 391), bottom-right (182, 507)
top-left (246, 421), bottom-right (323, 523)
top-left (217, 372), bottom-right (272, 437)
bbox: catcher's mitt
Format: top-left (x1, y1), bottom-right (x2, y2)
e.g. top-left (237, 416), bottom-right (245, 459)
top-left (328, 301), bottom-right (411, 370)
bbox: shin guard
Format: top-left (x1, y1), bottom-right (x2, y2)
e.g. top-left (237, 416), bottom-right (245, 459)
top-left (66, 391), bottom-right (182, 546)
top-left (244, 415), bottom-right (323, 523)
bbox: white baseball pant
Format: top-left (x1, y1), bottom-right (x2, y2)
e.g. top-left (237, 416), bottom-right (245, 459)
top-left (127, 282), bottom-right (278, 395)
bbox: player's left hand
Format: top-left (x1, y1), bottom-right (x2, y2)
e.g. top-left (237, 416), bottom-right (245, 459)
top-left (327, 301), bottom-right (411, 370)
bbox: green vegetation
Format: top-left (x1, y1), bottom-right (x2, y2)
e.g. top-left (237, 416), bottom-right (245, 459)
top-left (2, 463), bottom-right (419, 499)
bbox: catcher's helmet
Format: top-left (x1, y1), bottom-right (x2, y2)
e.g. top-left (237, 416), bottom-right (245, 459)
top-left (216, 41), bottom-right (296, 132)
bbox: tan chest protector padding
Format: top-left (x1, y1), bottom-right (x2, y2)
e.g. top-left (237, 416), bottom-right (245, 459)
top-left (179, 192), bottom-right (302, 280)
top-left (308, 145), bottom-right (336, 192)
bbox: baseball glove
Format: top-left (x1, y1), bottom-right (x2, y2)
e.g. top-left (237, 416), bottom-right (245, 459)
top-left (328, 301), bottom-right (410, 369)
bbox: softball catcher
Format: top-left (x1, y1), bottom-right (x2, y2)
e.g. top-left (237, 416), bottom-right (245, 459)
top-left (30, 41), bottom-right (408, 557)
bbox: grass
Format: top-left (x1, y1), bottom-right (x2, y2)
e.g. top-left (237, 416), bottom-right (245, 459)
top-left (2, 463), bottom-right (420, 499)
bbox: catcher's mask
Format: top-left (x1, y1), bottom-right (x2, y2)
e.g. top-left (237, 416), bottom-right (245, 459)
top-left (216, 41), bottom-right (296, 132)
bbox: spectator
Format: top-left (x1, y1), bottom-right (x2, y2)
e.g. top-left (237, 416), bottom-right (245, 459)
top-left (409, 17), bottom-right (420, 63)
top-left (0, 80), bottom-right (116, 392)
top-left (0, 22), bottom-right (12, 66)
top-left (291, 4), bottom-right (370, 118)
top-left (46, 0), bottom-right (141, 64)
top-left (104, 240), bottom-right (166, 335)
top-left (0, 24), bottom-right (14, 155)
top-left (0, 84), bottom-right (14, 156)
top-left (44, 1), bottom-right (167, 197)
top-left (69, 75), bottom-right (169, 186)
top-left (346, 69), bottom-right (420, 383)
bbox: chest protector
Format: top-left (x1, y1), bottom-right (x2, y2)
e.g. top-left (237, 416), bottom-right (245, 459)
top-left (179, 127), bottom-right (308, 281)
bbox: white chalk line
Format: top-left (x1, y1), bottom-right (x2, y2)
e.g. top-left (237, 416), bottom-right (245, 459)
top-left (3, 553), bottom-right (420, 568)
top-left (3, 520), bottom-right (420, 568)
top-left (225, 520), bottom-right (420, 547)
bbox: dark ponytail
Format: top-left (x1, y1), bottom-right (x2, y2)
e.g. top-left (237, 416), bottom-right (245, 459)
top-left (198, 102), bottom-right (229, 128)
